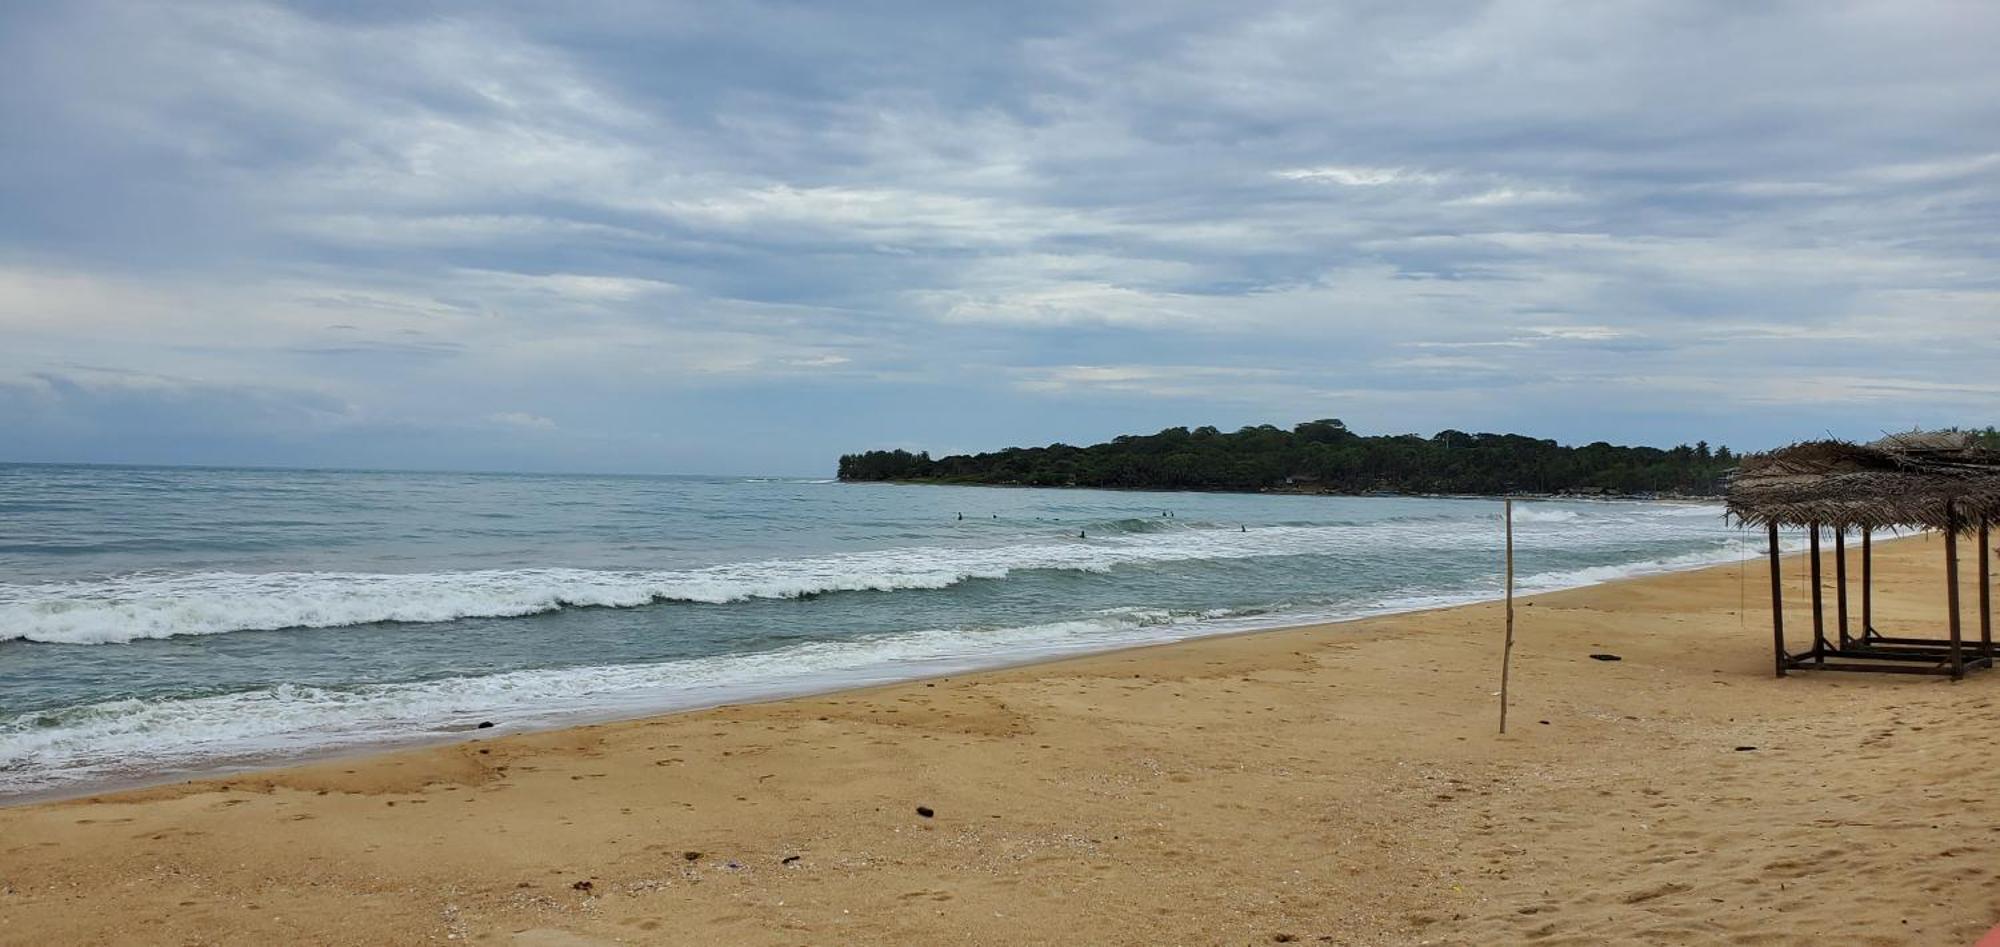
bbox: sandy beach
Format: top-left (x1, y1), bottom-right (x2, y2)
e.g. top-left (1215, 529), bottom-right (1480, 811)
top-left (2, 534), bottom-right (1995, 946)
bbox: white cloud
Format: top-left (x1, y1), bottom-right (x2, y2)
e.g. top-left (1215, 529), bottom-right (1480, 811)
top-left (1445, 187), bottom-right (1580, 207)
top-left (487, 411), bottom-right (557, 431)
top-left (1521, 325), bottom-right (1626, 342)
top-left (911, 283), bottom-right (1208, 328)
top-left (1275, 165), bottom-right (1440, 187)
top-left (1015, 363), bottom-right (1287, 398)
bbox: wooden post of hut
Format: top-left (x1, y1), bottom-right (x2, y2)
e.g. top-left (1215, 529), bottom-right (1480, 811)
top-left (1946, 500), bottom-right (1964, 680)
top-left (1835, 527), bottom-right (1850, 647)
top-left (1767, 522), bottom-right (1786, 678)
top-left (1982, 519), bottom-right (1993, 661)
top-left (1809, 524), bottom-right (1826, 664)
top-left (1861, 527), bottom-right (1874, 640)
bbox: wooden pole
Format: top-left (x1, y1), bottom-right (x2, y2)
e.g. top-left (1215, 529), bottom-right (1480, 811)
top-left (1946, 502), bottom-right (1963, 680)
top-left (1982, 520), bottom-right (1993, 661)
top-left (1809, 524), bottom-right (1825, 664)
top-left (1499, 499), bottom-right (1516, 734)
top-left (1835, 527), bottom-right (1849, 648)
top-left (1768, 522), bottom-right (1787, 678)
top-left (1861, 527), bottom-right (1873, 639)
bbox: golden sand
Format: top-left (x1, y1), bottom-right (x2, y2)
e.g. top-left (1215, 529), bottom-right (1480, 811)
top-left (2, 535), bottom-right (1995, 945)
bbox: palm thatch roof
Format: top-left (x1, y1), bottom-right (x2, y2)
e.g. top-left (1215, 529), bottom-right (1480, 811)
top-left (1726, 433), bottom-right (2000, 531)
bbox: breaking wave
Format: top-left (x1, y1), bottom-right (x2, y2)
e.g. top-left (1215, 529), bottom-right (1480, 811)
top-left (0, 506), bottom-right (1752, 647)
top-left (0, 604), bottom-right (1278, 796)
top-left (1509, 506), bottom-right (1580, 523)
top-left (1, 524), bottom-right (1397, 645)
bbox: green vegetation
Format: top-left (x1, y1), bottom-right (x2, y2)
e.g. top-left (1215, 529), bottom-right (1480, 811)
top-left (838, 420), bottom-right (1738, 496)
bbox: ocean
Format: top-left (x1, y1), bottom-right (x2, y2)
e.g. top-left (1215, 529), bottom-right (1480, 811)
top-left (0, 464), bottom-right (1762, 799)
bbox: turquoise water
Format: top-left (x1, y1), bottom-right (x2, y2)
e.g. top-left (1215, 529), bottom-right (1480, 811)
top-left (0, 464), bottom-right (1752, 797)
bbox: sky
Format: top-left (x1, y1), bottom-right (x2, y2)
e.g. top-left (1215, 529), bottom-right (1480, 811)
top-left (1, 1), bottom-right (1996, 475)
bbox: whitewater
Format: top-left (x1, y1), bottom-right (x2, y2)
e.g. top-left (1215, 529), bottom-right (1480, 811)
top-left (0, 463), bottom-right (1768, 797)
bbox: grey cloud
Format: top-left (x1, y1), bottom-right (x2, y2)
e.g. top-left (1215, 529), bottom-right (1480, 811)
top-left (0, 0), bottom-right (1995, 471)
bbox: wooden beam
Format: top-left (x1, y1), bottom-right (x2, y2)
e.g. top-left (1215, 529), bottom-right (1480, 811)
top-left (1835, 527), bottom-right (1850, 648)
top-left (1810, 524), bottom-right (1826, 663)
top-left (1982, 519), bottom-right (1992, 661)
top-left (1861, 527), bottom-right (1874, 639)
top-left (1768, 522), bottom-right (1787, 678)
top-left (1946, 502), bottom-right (1963, 680)
top-left (1793, 661), bottom-right (1961, 676)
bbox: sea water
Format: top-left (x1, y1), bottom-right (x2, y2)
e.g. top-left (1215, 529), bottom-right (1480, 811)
top-left (0, 464), bottom-right (1762, 797)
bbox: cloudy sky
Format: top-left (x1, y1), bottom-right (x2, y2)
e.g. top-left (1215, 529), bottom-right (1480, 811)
top-left (2, 1), bottom-right (1995, 474)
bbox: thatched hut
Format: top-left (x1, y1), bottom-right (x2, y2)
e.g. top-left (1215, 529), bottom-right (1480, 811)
top-left (1727, 433), bottom-right (2000, 678)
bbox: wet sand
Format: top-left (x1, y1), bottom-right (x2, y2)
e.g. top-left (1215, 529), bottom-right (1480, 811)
top-left (2, 535), bottom-right (1995, 945)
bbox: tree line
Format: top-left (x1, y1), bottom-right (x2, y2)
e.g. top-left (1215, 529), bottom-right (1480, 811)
top-left (837, 419), bottom-right (1742, 496)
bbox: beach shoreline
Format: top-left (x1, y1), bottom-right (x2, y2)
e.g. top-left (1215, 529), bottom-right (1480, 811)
top-left (3, 534), bottom-right (1994, 945)
top-left (0, 590), bottom-right (1572, 808)
top-left (2, 516), bottom-right (1760, 808)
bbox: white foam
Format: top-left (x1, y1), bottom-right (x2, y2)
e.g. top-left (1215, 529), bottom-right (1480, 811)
top-left (1, 520), bottom-right (1609, 645)
top-left (1647, 504), bottom-right (1729, 519)
top-left (1515, 538), bottom-right (1798, 593)
top-left (1509, 507), bottom-right (1581, 523)
top-left (0, 605), bottom-right (1276, 796)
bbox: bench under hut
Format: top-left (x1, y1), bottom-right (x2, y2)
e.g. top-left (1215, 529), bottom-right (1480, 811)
top-left (1726, 433), bottom-right (2000, 679)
